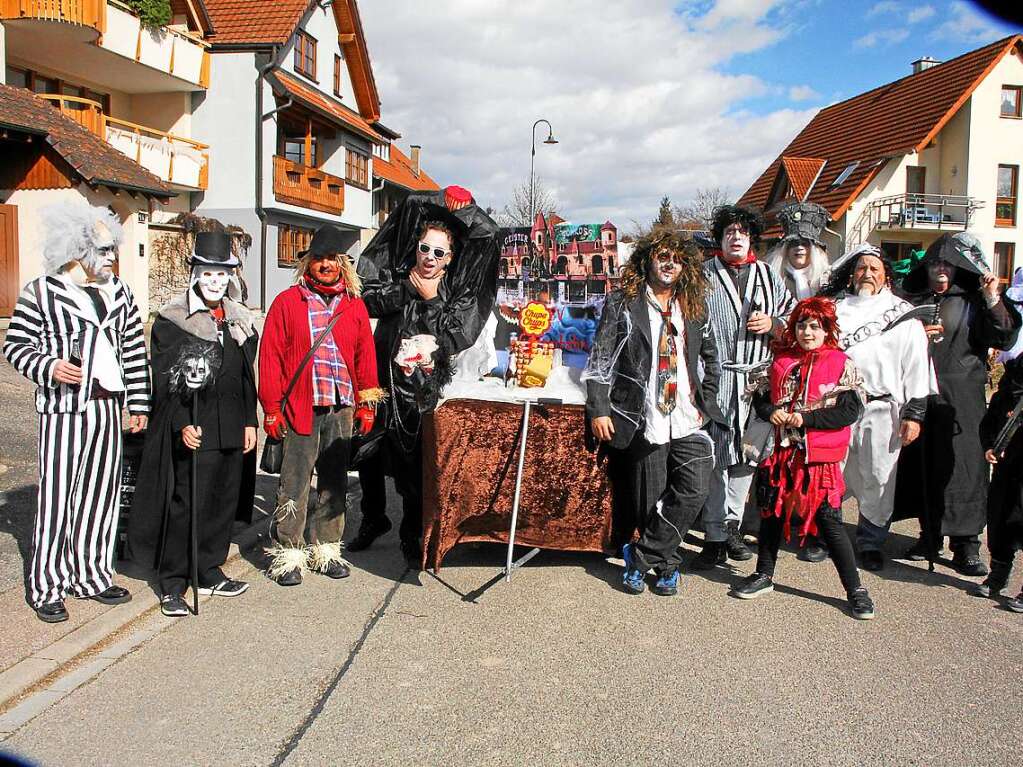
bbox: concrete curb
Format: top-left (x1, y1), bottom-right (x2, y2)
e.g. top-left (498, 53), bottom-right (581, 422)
top-left (0, 517), bottom-right (270, 711)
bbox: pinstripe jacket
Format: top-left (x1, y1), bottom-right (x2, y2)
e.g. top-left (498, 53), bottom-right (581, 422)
top-left (704, 257), bottom-right (794, 465)
top-left (3, 275), bottom-right (151, 415)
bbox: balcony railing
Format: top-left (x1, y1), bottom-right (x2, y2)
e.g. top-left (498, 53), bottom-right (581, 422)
top-left (848, 193), bottom-right (983, 248)
top-left (273, 156), bottom-right (345, 216)
top-left (38, 94), bottom-right (209, 189)
top-left (104, 1), bottom-right (209, 88)
top-left (0, 0), bottom-right (105, 32)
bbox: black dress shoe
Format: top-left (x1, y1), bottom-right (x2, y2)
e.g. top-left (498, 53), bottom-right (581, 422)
top-left (798, 538), bottom-right (828, 563)
top-left (36, 600), bottom-right (69, 623)
top-left (321, 560), bottom-right (351, 579)
top-left (690, 541), bottom-right (726, 571)
top-left (952, 553), bottom-right (989, 577)
top-left (859, 549), bottom-right (885, 571)
top-left (400, 538), bottom-right (422, 569)
top-left (347, 518), bottom-right (392, 552)
top-left (903, 538), bottom-right (944, 562)
top-left (87, 585), bottom-right (132, 605)
top-left (275, 568), bottom-right (303, 587)
top-left (724, 523), bottom-right (753, 562)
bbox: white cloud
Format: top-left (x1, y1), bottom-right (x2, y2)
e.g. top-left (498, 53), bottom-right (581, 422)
top-left (866, 1), bottom-right (900, 17)
top-left (788, 84), bottom-right (820, 101)
top-left (360, 0), bottom-right (815, 223)
top-left (854, 28), bottom-right (910, 48)
top-left (907, 5), bottom-right (936, 23)
top-left (932, 1), bottom-right (1005, 42)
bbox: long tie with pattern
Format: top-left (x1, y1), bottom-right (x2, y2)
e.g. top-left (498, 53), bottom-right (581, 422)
top-left (656, 308), bottom-right (677, 415)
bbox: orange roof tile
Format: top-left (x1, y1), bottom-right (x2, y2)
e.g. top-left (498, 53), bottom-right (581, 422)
top-left (0, 84), bottom-right (173, 197)
top-left (740, 35), bottom-right (1023, 221)
top-left (373, 144), bottom-right (439, 191)
top-left (781, 156), bottom-right (826, 201)
top-left (271, 70), bottom-right (383, 144)
top-left (204, 0), bottom-right (310, 46)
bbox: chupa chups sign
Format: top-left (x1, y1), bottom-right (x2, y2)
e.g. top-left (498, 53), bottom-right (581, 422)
top-left (519, 301), bottom-right (552, 338)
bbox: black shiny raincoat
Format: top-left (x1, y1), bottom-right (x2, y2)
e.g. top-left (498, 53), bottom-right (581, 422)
top-left (357, 191), bottom-right (500, 452)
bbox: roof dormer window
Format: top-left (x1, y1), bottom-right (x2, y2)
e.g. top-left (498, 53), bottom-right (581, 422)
top-left (294, 30), bottom-right (317, 81)
top-left (830, 161), bottom-right (859, 188)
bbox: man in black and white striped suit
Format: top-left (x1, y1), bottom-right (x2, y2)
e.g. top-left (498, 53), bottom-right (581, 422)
top-left (3, 201), bottom-right (150, 623)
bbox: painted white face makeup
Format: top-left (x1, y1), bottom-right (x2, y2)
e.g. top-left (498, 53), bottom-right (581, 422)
top-left (81, 221), bottom-right (118, 284)
top-left (195, 268), bottom-right (232, 303)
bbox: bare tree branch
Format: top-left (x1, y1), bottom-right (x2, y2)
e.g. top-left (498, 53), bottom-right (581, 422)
top-left (674, 186), bottom-right (731, 231)
top-left (498, 175), bottom-right (560, 227)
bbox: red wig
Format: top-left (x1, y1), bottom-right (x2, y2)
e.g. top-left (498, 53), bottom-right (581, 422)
top-left (775, 297), bottom-right (841, 354)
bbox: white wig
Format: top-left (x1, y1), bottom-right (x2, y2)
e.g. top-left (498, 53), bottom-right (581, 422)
top-left (41, 200), bottom-right (123, 276)
top-left (767, 240), bottom-right (830, 294)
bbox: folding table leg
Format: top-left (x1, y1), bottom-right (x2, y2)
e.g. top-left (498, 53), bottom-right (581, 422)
top-left (504, 400), bottom-right (540, 581)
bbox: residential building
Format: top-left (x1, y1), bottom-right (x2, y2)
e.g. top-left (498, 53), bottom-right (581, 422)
top-left (0, 0), bottom-right (214, 317)
top-left (740, 35), bottom-right (1023, 283)
top-left (370, 136), bottom-right (439, 238)
top-left (195, 0), bottom-right (439, 309)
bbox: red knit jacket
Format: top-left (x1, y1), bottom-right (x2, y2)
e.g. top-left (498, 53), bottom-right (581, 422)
top-left (258, 285), bottom-right (383, 435)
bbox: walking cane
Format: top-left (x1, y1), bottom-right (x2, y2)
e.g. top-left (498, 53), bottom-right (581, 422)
top-left (190, 390), bottom-right (201, 615)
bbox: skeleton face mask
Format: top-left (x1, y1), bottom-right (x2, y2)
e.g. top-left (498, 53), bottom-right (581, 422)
top-left (80, 221), bottom-right (118, 284)
top-left (193, 267), bottom-right (232, 303)
top-left (183, 355), bottom-right (211, 390)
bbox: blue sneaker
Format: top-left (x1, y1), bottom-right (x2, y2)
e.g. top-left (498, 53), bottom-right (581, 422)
top-left (621, 543), bottom-right (646, 594)
top-left (651, 569), bottom-right (680, 596)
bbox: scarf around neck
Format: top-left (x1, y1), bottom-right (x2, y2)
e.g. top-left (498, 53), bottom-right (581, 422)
top-left (303, 273), bottom-right (347, 297)
top-left (713, 249), bottom-right (757, 269)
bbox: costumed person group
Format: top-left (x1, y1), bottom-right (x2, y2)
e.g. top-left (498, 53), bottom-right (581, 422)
top-left (731, 297), bottom-right (874, 619)
top-left (3, 201), bottom-right (150, 623)
top-left (348, 186), bottom-right (499, 566)
top-left (695, 205), bottom-right (794, 569)
top-left (895, 233), bottom-right (1020, 575)
top-left (258, 225), bottom-right (382, 586)
top-left (128, 232), bottom-right (259, 617)
top-left (585, 229), bottom-right (726, 596)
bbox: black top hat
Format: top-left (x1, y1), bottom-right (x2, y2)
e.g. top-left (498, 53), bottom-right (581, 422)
top-left (299, 224), bottom-right (350, 259)
top-left (777, 202), bottom-right (830, 249)
top-left (190, 231), bottom-right (240, 268)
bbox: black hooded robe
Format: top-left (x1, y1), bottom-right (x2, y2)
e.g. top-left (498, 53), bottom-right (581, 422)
top-left (127, 296), bottom-right (258, 590)
top-left (896, 241), bottom-right (1020, 544)
top-left (980, 358), bottom-right (1023, 560)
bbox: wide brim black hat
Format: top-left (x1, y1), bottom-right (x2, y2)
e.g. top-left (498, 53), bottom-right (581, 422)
top-left (190, 231), bottom-right (240, 268)
top-left (299, 224), bottom-right (353, 259)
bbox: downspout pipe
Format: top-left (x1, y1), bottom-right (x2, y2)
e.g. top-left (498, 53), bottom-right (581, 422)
top-left (256, 45), bottom-right (283, 312)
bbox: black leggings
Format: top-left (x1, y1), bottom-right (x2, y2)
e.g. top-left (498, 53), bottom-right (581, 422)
top-left (757, 503), bottom-right (861, 595)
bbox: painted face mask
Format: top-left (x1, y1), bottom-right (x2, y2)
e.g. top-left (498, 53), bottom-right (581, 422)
top-left (80, 221), bottom-right (118, 284)
top-left (193, 267), bottom-right (232, 303)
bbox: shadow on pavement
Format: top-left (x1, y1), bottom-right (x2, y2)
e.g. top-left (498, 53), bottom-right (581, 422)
top-left (0, 483), bottom-right (37, 594)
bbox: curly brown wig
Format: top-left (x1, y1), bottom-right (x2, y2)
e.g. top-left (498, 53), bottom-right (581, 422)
top-left (622, 229), bottom-right (708, 320)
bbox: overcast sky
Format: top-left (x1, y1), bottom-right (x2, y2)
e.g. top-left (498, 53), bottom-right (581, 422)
top-left (360, 1), bottom-right (1019, 226)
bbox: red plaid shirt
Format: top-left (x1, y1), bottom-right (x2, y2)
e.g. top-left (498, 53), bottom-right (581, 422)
top-left (300, 286), bottom-right (354, 407)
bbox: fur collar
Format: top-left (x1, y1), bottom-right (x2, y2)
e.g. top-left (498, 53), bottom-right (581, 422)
top-left (159, 292), bottom-right (257, 346)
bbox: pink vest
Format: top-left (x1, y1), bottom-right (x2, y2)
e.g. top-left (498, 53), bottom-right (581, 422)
top-left (768, 347), bottom-right (852, 464)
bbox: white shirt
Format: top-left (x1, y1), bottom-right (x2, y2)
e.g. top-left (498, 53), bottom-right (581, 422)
top-left (786, 264), bottom-right (814, 299)
top-left (643, 287), bottom-right (703, 445)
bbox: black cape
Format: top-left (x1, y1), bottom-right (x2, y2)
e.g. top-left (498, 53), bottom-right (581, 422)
top-left (126, 297), bottom-right (258, 568)
top-left (895, 235), bottom-right (1020, 543)
top-left (981, 358), bottom-right (1023, 546)
top-left (358, 190), bottom-right (499, 452)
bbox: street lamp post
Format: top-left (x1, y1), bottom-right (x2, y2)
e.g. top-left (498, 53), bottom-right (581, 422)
top-left (529, 118), bottom-right (558, 229)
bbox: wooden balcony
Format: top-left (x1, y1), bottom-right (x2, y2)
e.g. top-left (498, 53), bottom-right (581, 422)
top-left (38, 94), bottom-right (209, 189)
top-left (273, 156), bottom-right (345, 216)
top-left (0, 0), bottom-right (105, 33)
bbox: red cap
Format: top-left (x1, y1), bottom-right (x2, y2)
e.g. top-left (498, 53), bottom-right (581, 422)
top-left (445, 185), bottom-right (473, 210)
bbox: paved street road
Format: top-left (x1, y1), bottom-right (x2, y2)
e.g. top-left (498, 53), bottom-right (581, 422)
top-left (1, 511), bottom-right (1021, 766)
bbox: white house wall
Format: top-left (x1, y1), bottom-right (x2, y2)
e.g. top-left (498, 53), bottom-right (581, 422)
top-left (966, 47), bottom-right (1023, 274)
top-left (281, 4), bottom-right (359, 106)
top-left (3, 184), bottom-right (156, 316)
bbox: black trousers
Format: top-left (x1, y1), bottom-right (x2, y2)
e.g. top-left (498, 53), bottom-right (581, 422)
top-left (358, 439), bottom-right (422, 544)
top-left (756, 503), bottom-right (861, 595)
top-left (160, 445), bottom-right (242, 596)
top-left (629, 431), bottom-right (715, 575)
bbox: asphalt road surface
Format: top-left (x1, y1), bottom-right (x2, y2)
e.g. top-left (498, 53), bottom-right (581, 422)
top-left (1, 510), bottom-right (1021, 766)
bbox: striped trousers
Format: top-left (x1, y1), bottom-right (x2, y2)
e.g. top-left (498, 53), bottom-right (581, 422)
top-left (31, 399), bottom-right (123, 608)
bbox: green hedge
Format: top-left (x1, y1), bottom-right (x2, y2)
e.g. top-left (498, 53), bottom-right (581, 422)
top-left (125, 0), bottom-right (172, 29)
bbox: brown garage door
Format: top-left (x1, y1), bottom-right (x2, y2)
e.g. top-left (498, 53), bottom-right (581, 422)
top-left (0, 205), bottom-right (18, 318)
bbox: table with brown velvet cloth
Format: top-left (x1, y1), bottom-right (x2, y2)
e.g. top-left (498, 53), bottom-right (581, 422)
top-left (421, 398), bottom-right (614, 571)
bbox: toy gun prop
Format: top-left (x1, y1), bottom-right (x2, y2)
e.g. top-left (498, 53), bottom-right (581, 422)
top-left (992, 395), bottom-right (1023, 459)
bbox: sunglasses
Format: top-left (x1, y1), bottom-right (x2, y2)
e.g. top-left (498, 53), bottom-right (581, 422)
top-left (418, 241), bottom-right (451, 259)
